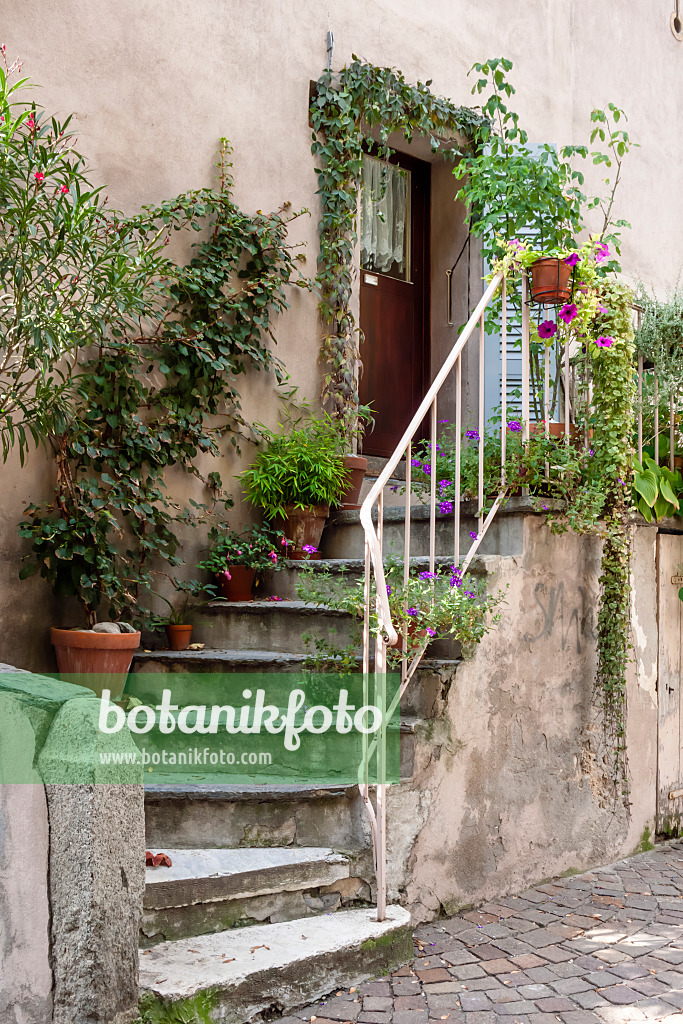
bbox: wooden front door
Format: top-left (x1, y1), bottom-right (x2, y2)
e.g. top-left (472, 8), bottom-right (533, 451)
top-left (359, 151), bottom-right (430, 458)
top-left (657, 532), bottom-right (683, 834)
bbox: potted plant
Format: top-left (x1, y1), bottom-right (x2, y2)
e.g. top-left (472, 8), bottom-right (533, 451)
top-left (149, 580), bottom-right (205, 651)
top-left (197, 523), bottom-right (283, 601)
top-left (239, 414), bottom-right (349, 556)
top-left (338, 405), bottom-right (374, 511)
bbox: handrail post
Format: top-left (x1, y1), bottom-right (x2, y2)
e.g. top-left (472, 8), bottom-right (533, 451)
top-left (521, 271), bottom-right (530, 442)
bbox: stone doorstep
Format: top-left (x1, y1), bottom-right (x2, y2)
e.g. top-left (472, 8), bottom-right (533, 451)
top-left (144, 847), bottom-right (349, 910)
top-left (139, 905), bottom-right (413, 1024)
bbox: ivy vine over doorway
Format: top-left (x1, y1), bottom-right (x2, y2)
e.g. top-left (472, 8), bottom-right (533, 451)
top-left (309, 58), bottom-right (487, 435)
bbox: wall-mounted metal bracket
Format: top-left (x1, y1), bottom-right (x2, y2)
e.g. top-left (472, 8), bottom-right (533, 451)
top-left (672, 0), bottom-right (683, 40)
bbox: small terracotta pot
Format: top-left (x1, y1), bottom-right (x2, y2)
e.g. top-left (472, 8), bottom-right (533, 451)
top-left (165, 624), bottom-right (193, 651)
top-left (217, 566), bottom-right (256, 601)
top-left (389, 621), bottom-right (432, 649)
top-left (50, 627), bottom-right (141, 700)
top-left (339, 454), bottom-right (368, 510)
top-left (280, 504), bottom-right (329, 558)
top-left (530, 258), bottom-right (572, 304)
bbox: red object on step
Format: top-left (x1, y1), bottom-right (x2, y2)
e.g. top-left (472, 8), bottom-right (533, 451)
top-left (146, 850), bottom-right (173, 867)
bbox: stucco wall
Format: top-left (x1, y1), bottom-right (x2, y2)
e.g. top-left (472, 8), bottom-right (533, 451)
top-left (388, 519), bottom-right (659, 922)
top-left (0, 1), bottom-right (680, 667)
top-left (0, 784), bottom-right (52, 1024)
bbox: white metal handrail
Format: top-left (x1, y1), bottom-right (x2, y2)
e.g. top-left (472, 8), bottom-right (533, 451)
top-left (358, 269), bottom-right (526, 922)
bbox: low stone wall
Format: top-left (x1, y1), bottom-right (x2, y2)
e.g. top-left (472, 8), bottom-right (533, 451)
top-left (387, 519), bottom-right (659, 922)
top-left (0, 666), bottom-right (145, 1024)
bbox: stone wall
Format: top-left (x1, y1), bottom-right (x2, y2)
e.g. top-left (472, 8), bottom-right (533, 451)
top-left (0, 667), bottom-right (145, 1024)
top-left (386, 519), bottom-right (660, 922)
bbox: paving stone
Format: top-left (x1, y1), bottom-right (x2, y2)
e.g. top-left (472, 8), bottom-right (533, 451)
top-left (523, 967), bottom-right (559, 984)
top-left (664, 990), bottom-right (683, 1009)
top-left (480, 959), bottom-right (517, 976)
top-left (449, 965), bottom-right (486, 980)
top-left (550, 977), bottom-right (592, 995)
top-left (459, 1013), bottom-right (497, 1024)
top-left (608, 962), bottom-right (650, 981)
top-left (598, 984), bottom-right (642, 1004)
top-left (442, 951), bottom-right (480, 967)
top-left (470, 945), bottom-right (508, 962)
top-left (394, 981), bottom-right (424, 996)
top-left (573, 991), bottom-right (609, 1009)
top-left (548, 963), bottom-right (584, 979)
top-left (364, 995), bottom-right (396, 1011)
top-left (361, 983), bottom-right (393, 997)
top-left (392, 1011), bottom-right (429, 1024)
top-left (422, 983), bottom-right (464, 994)
top-left (424, 993), bottom-right (463, 1011)
top-left (459, 992), bottom-right (491, 1011)
top-left (515, 984), bottom-right (554, 999)
top-left (629, 976), bottom-right (671, 996)
top-left (559, 1012), bottom-right (603, 1023)
top-left (509, 954), bottom-right (547, 970)
top-left (358, 1014), bottom-right (392, 1024)
top-left (491, 1001), bottom-right (535, 1015)
top-left (533, 996), bottom-right (575, 1012)
top-left (417, 970), bottom-right (453, 984)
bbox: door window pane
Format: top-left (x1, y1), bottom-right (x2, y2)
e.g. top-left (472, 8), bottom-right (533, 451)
top-left (360, 155), bottom-right (411, 281)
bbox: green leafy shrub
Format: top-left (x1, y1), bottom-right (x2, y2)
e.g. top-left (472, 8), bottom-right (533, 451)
top-left (239, 415), bottom-right (349, 519)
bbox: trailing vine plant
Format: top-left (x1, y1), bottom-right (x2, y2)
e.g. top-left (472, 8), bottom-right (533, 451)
top-left (18, 123), bottom-right (308, 626)
top-left (309, 59), bottom-right (486, 434)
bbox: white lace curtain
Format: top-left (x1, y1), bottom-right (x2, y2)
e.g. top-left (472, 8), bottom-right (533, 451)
top-left (360, 155), bottom-right (408, 275)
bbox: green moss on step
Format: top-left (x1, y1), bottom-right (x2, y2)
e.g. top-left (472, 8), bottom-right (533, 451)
top-left (138, 990), bottom-right (219, 1024)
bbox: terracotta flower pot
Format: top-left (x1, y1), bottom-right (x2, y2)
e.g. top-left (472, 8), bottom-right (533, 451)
top-left (339, 454), bottom-right (368, 511)
top-left (165, 624), bottom-right (193, 651)
top-left (217, 566), bottom-right (256, 601)
top-left (280, 504), bottom-right (329, 558)
top-left (530, 258), bottom-right (572, 304)
top-left (50, 627), bottom-right (141, 700)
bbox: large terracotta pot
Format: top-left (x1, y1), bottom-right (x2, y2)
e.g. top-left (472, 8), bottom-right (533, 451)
top-left (50, 627), bottom-right (141, 700)
top-left (339, 454), bottom-right (368, 511)
top-left (280, 504), bottom-right (329, 558)
top-left (530, 258), bottom-right (572, 304)
top-left (217, 566), bottom-right (256, 601)
top-left (165, 624), bottom-right (193, 651)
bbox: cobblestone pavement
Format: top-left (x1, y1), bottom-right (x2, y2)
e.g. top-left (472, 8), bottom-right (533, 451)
top-left (291, 839), bottom-right (683, 1024)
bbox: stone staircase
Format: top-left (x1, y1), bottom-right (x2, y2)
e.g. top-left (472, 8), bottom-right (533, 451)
top-left (129, 487), bottom-right (525, 1021)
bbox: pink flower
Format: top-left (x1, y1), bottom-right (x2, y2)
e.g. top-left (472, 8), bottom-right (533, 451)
top-left (26, 115), bottom-right (35, 130)
top-left (594, 335), bottom-right (614, 348)
top-left (223, 569), bottom-right (232, 580)
top-left (564, 252), bottom-right (580, 267)
top-left (34, 171), bottom-right (45, 183)
top-left (595, 243), bottom-right (610, 263)
top-left (558, 303), bottom-right (577, 324)
top-left (268, 551), bottom-right (277, 562)
top-left (266, 595), bottom-right (284, 602)
top-left (59, 184), bottom-right (69, 194)
top-left (597, 303), bottom-right (608, 315)
top-left (280, 536), bottom-right (289, 546)
top-left (538, 320), bottom-right (557, 339)
top-left (302, 544), bottom-right (318, 554)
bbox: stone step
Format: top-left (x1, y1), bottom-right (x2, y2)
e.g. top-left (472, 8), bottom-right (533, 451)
top-left (260, 553), bottom-right (487, 602)
top-left (138, 905), bottom-right (413, 1024)
top-left (320, 496), bottom-right (534, 559)
top-left (142, 846), bottom-right (351, 945)
top-left (144, 782), bottom-right (371, 855)
top-left (130, 650), bottom-right (458, 724)
top-left (189, 599), bottom-right (359, 656)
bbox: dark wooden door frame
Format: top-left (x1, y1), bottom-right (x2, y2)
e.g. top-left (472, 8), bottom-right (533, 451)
top-left (359, 148), bottom-right (431, 458)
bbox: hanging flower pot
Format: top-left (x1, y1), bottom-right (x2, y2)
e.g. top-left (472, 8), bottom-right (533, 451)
top-left (280, 504), bottom-right (329, 558)
top-left (165, 624), bottom-right (193, 651)
top-left (530, 258), bottom-right (572, 304)
top-left (217, 566), bottom-right (257, 601)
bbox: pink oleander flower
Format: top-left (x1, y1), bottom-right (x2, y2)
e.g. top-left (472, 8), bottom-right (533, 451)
top-left (595, 335), bottom-right (614, 348)
top-left (34, 171), bottom-right (45, 183)
top-left (59, 184), bottom-right (69, 194)
top-left (538, 320), bottom-right (558, 339)
top-left (26, 115), bottom-right (36, 130)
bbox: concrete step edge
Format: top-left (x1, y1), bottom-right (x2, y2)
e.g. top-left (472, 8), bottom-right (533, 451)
top-left (138, 905), bottom-right (413, 1023)
top-left (144, 847), bottom-right (350, 910)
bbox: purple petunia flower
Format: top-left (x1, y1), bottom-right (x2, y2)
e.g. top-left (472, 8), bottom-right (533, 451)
top-left (450, 576), bottom-right (462, 588)
top-left (411, 458), bottom-right (421, 468)
top-left (386, 584), bottom-right (391, 595)
top-left (438, 419), bottom-right (449, 424)
top-left (469, 531), bottom-right (478, 540)
top-left (419, 571), bottom-right (438, 580)
top-left (439, 500), bottom-right (454, 514)
top-left (538, 320), bottom-right (558, 339)
top-left (564, 252), bottom-right (580, 267)
top-left (509, 238), bottom-right (524, 251)
top-left (439, 479), bottom-right (452, 490)
top-left (507, 421), bottom-right (522, 432)
top-left (595, 242), bottom-right (610, 263)
top-left (542, 504), bottom-right (548, 510)
top-left (302, 544), bottom-right (317, 554)
top-left (597, 303), bottom-right (609, 315)
top-left (618, 478), bottom-right (625, 485)
top-left (407, 607), bottom-right (419, 616)
top-left (465, 429), bottom-right (480, 441)
top-left (422, 463), bottom-right (431, 474)
top-left (426, 628), bottom-right (436, 637)
top-left (558, 303), bottom-right (577, 324)
top-left (589, 449), bottom-right (594, 457)
top-left (465, 591), bottom-right (475, 599)
top-left (595, 335), bottom-right (614, 348)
